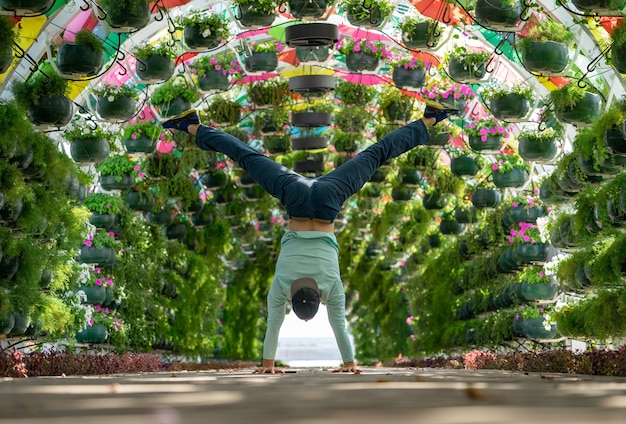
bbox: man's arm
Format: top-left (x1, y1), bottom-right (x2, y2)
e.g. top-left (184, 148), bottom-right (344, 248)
top-left (254, 284), bottom-right (287, 374)
top-left (326, 282), bottom-right (358, 372)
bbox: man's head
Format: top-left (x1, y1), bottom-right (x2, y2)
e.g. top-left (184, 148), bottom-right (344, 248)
top-left (291, 278), bottom-right (321, 320)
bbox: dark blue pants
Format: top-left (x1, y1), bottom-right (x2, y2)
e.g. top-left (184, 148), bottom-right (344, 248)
top-left (195, 120), bottom-right (429, 222)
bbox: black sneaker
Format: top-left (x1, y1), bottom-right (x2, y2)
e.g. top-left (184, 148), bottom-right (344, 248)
top-left (162, 109), bottom-right (200, 132)
top-left (423, 100), bottom-right (459, 124)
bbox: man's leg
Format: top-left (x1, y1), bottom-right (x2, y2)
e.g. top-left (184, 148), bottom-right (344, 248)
top-left (317, 118), bottom-right (433, 207)
top-left (163, 110), bottom-right (301, 204)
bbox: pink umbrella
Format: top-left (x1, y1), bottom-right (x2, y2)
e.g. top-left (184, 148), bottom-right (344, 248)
top-left (335, 70), bottom-right (390, 85)
top-left (337, 24), bottom-right (390, 42)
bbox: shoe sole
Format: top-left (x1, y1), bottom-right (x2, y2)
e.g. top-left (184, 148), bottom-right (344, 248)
top-left (424, 99), bottom-right (460, 112)
top-left (163, 108), bottom-right (198, 125)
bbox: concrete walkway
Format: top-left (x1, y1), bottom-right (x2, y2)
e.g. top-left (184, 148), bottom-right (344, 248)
top-left (1, 367), bottom-right (626, 423)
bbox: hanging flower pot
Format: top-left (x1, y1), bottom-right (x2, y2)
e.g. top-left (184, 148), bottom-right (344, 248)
top-left (77, 285), bottom-right (107, 305)
top-left (400, 168), bottom-right (422, 186)
top-left (497, 247), bottom-right (521, 273)
top-left (147, 209), bottom-right (174, 226)
top-left (520, 281), bottom-right (557, 301)
top-left (401, 21), bottom-right (442, 50)
top-left (26, 94), bottom-right (73, 127)
top-left (69, 138), bottom-right (111, 164)
top-left (125, 191), bottom-right (155, 212)
top-left (244, 52), bottom-right (278, 72)
top-left (611, 31), bottom-right (626, 74)
top-left (455, 206), bottom-right (478, 223)
top-left (0, 197), bottom-right (23, 223)
top-left (555, 91), bottom-right (602, 126)
top-left (521, 318), bottom-right (557, 339)
top-left (165, 223), bottom-right (187, 240)
top-left (428, 127), bottom-right (450, 147)
top-left (493, 168), bottom-right (528, 188)
top-left (135, 54), bottom-right (175, 83)
top-left (235, 4), bottom-right (276, 27)
top-left (345, 52), bottom-right (379, 72)
top-left (515, 242), bottom-right (549, 264)
top-left (539, 176), bottom-right (572, 205)
top-left (294, 158), bottom-right (325, 174)
top-left (155, 96), bottom-right (192, 118)
top-left (522, 41), bottom-right (569, 75)
top-left (391, 187), bottom-right (414, 202)
top-left (100, 174), bottom-right (134, 191)
top-left (291, 137), bottom-right (328, 150)
top-left (392, 66), bottom-right (426, 89)
top-left (295, 46), bottom-right (330, 63)
top-left (489, 94), bottom-right (532, 122)
top-left (90, 212), bottom-right (119, 229)
top-left (578, 153), bottom-right (620, 178)
top-left (79, 246), bottom-right (116, 266)
top-left (198, 70), bottom-right (231, 92)
top-left (0, 255), bottom-right (19, 280)
top-left (124, 135), bottom-right (156, 154)
top-left (57, 41), bottom-right (104, 78)
top-left (291, 112), bottom-right (332, 127)
top-left (288, 75), bottom-right (335, 95)
top-left (0, 43), bottom-right (11, 74)
top-left (570, 0), bottom-right (610, 12)
top-left (76, 323), bottom-right (109, 343)
top-left (502, 205), bottom-right (544, 226)
top-left (264, 135), bottom-right (291, 154)
top-left (471, 188), bottom-right (502, 209)
top-left (0, 0), bottom-right (55, 14)
top-left (183, 25), bottom-right (222, 50)
top-left (422, 191), bottom-right (446, 210)
top-left (383, 99), bottom-right (413, 122)
top-left (474, 0), bottom-right (526, 32)
top-left (450, 156), bottom-right (479, 177)
top-left (448, 56), bottom-right (488, 84)
top-left (439, 219), bottom-right (464, 235)
top-left (288, 0), bottom-right (330, 18)
top-left (100, 0), bottom-right (151, 31)
top-left (96, 95), bottom-right (137, 122)
top-left (200, 171), bottom-right (230, 190)
top-left (468, 135), bottom-right (502, 153)
top-left (518, 134), bottom-right (559, 163)
top-left (604, 127), bottom-right (626, 155)
top-left (0, 313), bottom-right (15, 336)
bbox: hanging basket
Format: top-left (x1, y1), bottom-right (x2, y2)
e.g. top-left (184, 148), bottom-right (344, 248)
top-left (288, 0), bottom-right (329, 18)
top-left (383, 100), bottom-right (413, 122)
top-left (198, 70), bottom-right (231, 92)
top-left (402, 21), bottom-right (441, 50)
top-left (440, 219), bottom-right (464, 235)
top-left (288, 75), bottom-right (335, 95)
top-left (124, 135), bottom-right (156, 154)
top-left (345, 52), bottom-right (379, 72)
top-left (0, 313), bottom-right (15, 336)
top-left (0, 0), bottom-right (55, 14)
top-left (79, 246), bottom-right (116, 267)
top-left (69, 138), bottom-right (111, 164)
top-left (555, 92), bottom-right (602, 126)
top-left (346, 7), bottom-right (386, 28)
top-left (26, 95), bottom-right (73, 127)
top-left (518, 136), bottom-right (559, 162)
top-left (474, 0), bottom-right (526, 32)
top-left (244, 52), bottom-right (279, 72)
top-left (422, 191), bottom-right (446, 210)
top-left (291, 112), bottom-right (332, 127)
top-left (392, 67), bottom-right (426, 89)
top-left (285, 22), bottom-right (339, 48)
top-left (90, 212), bottom-right (119, 229)
top-left (236, 4), bottom-right (276, 27)
top-left (165, 223), bottom-right (187, 240)
top-left (604, 127), bottom-right (626, 155)
top-left (516, 242), bottom-right (549, 263)
top-left (135, 54), bottom-right (175, 83)
top-left (97, 96), bottom-right (137, 122)
top-left (521, 318), bottom-right (557, 339)
top-left (77, 286), bottom-right (107, 305)
top-left (428, 128), bottom-right (450, 147)
top-left (101, 0), bottom-right (151, 31)
top-left (57, 43), bottom-right (104, 77)
top-left (76, 323), bottom-right (109, 343)
top-left (489, 94), bottom-right (532, 122)
top-left (522, 41), bottom-right (569, 75)
top-left (125, 191), bottom-right (155, 211)
top-left (200, 171), bottom-right (229, 190)
top-left (454, 206), bottom-right (478, 223)
top-left (294, 159), bottom-right (325, 174)
top-left (493, 168), bottom-right (528, 188)
top-left (502, 205), bottom-right (544, 226)
top-left (468, 135), bottom-right (502, 153)
top-left (155, 96), bottom-right (192, 118)
top-left (295, 46), bottom-right (330, 63)
top-left (147, 209), bottom-right (174, 226)
top-left (448, 57), bottom-right (488, 84)
top-left (400, 168), bottom-right (422, 186)
top-left (471, 188), bottom-right (502, 209)
top-left (291, 137), bottom-right (328, 150)
top-left (450, 156), bottom-right (479, 176)
top-left (184, 24), bottom-right (222, 50)
top-left (100, 174), bottom-right (134, 191)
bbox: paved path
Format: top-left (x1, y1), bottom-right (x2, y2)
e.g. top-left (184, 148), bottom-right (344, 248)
top-left (1, 367), bottom-right (626, 423)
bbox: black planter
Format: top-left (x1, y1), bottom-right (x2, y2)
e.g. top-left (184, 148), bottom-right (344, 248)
top-left (79, 246), bottom-right (116, 267)
top-left (288, 75), bottom-right (335, 94)
top-left (295, 46), bottom-right (330, 63)
top-left (522, 41), bottom-right (569, 75)
top-left (448, 57), bottom-right (488, 83)
top-left (502, 205), bottom-right (544, 226)
top-left (345, 52), bottom-right (379, 72)
top-left (285, 22), bottom-right (339, 48)
top-left (57, 43), bottom-right (104, 77)
top-left (471, 188), bottom-right (502, 209)
top-left (516, 242), bottom-right (549, 264)
top-left (291, 112), bottom-right (332, 128)
top-left (539, 178), bottom-right (573, 205)
top-left (97, 95), bottom-right (137, 121)
top-left (450, 156), bottom-right (479, 176)
top-left (402, 21), bottom-right (441, 49)
top-left (578, 153), bottom-right (620, 177)
top-left (165, 223), bottom-right (187, 240)
top-left (489, 94), bottom-right (532, 122)
top-left (392, 66), bottom-right (426, 89)
top-left (125, 191), bottom-right (155, 212)
top-left (346, 7), bottom-right (386, 28)
top-left (101, 0), bottom-right (151, 31)
top-left (440, 219), bottom-right (464, 235)
top-left (571, 0), bottom-right (610, 11)
top-left (147, 209), bottom-right (174, 226)
top-left (90, 212), bottom-right (119, 229)
top-left (294, 159), bottom-right (325, 174)
top-left (556, 92), bottom-right (602, 126)
top-left (288, 0), bottom-right (329, 19)
top-left (135, 54), bottom-right (175, 83)
top-left (156, 97), bottom-right (192, 118)
top-left (400, 168), bottom-right (422, 186)
top-left (493, 168), bottom-right (528, 188)
top-left (26, 95), bottom-right (73, 127)
top-left (518, 136), bottom-right (559, 163)
top-left (198, 70), bottom-right (231, 91)
top-left (455, 206), bottom-right (478, 223)
top-left (244, 52), bottom-right (278, 72)
top-left (236, 4), bottom-right (276, 27)
top-left (468, 135), bottom-right (502, 153)
top-left (0, 256), bottom-right (19, 280)
top-left (184, 24), bottom-right (222, 50)
top-left (200, 172), bottom-right (229, 190)
top-left (383, 100), bottom-right (413, 122)
top-left (474, 0), bottom-right (525, 32)
top-left (605, 127), bottom-right (626, 155)
top-left (422, 191), bottom-right (446, 210)
top-left (428, 128), bottom-right (450, 146)
top-left (124, 135), bottom-right (156, 154)
top-left (69, 138), bottom-right (111, 164)
top-left (0, 0), bottom-right (55, 14)
top-left (100, 174), bottom-right (134, 191)
top-left (291, 137), bottom-right (327, 150)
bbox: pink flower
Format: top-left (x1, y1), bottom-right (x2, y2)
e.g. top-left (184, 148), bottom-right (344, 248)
top-left (106, 203), bottom-right (111, 209)
top-left (538, 271), bottom-right (544, 277)
top-left (512, 202), bottom-right (518, 207)
top-left (515, 313), bottom-right (520, 320)
top-left (131, 134), bottom-right (137, 140)
top-left (83, 240), bottom-right (92, 247)
top-left (134, 165), bottom-right (141, 171)
top-left (108, 231), bottom-right (115, 238)
top-left (492, 163), bottom-right (499, 171)
top-left (523, 235), bottom-right (530, 242)
top-left (507, 236), bottom-right (514, 243)
top-left (96, 278), bottom-right (103, 286)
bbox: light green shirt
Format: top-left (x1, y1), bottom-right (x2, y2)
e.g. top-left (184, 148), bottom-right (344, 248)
top-left (263, 230), bottom-right (354, 363)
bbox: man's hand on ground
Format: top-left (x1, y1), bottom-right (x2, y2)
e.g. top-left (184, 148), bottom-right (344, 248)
top-left (332, 361), bottom-right (359, 373)
top-left (253, 366), bottom-right (285, 374)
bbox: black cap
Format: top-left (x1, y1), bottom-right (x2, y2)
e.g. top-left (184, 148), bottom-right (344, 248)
top-left (291, 278), bottom-right (321, 320)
